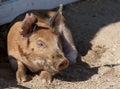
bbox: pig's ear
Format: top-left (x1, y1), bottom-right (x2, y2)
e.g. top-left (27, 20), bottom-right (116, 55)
top-left (48, 5), bottom-right (78, 64)
top-left (47, 4), bottom-right (63, 31)
top-left (21, 13), bottom-right (37, 37)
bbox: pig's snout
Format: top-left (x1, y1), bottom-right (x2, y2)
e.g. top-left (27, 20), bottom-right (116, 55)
top-left (57, 59), bottom-right (69, 71)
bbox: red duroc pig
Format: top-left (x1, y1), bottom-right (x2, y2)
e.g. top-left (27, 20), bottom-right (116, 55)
top-left (7, 5), bottom-right (78, 83)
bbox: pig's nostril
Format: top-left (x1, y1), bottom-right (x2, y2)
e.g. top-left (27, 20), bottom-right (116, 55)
top-left (58, 60), bottom-right (69, 71)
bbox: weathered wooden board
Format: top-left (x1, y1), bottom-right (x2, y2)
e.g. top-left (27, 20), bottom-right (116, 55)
top-left (0, 0), bottom-right (79, 25)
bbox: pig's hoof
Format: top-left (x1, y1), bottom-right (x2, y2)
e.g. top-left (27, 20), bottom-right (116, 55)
top-left (16, 74), bottom-right (27, 83)
top-left (40, 71), bottom-right (52, 83)
top-left (16, 72), bottom-right (31, 83)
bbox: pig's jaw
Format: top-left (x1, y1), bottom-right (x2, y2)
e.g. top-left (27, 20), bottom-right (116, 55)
top-left (22, 54), bottom-right (59, 74)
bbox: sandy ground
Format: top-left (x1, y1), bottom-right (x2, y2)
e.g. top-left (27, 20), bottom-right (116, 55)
top-left (0, 0), bottom-right (120, 89)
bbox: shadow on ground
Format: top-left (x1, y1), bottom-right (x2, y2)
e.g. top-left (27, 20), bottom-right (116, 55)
top-left (0, 63), bottom-right (30, 89)
top-left (54, 55), bottom-right (98, 82)
top-left (63, 0), bottom-right (120, 56)
top-left (54, 0), bottom-right (120, 82)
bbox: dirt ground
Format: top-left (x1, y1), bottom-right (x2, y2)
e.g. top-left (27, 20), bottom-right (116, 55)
top-left (0, 0), bottom-right (120, 89)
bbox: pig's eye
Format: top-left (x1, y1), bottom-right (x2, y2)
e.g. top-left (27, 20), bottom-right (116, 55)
top-left (36, 40), bottom-right (47, 48)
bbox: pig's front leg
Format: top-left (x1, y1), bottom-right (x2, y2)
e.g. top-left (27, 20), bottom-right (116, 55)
top-left (16, 61), bottom-right (31, 83)
top-left (39, 71), bottom-right (52, 83)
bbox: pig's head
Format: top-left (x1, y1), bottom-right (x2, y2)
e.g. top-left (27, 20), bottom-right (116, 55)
top-left (18, 5), bottom-right (77, 75)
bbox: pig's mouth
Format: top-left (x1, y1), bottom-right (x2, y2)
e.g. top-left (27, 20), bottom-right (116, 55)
top-left (47, 59), bottom-right (69, 75)
top-left (37, 58), bottom-right (69, 75)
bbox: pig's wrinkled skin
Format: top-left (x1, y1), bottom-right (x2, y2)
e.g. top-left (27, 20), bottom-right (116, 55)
top-left (7, 5), bottom-right (78, 83)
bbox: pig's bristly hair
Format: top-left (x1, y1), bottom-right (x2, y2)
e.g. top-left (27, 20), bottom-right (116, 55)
top-left (47, 4), bottom-right (63, 27)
